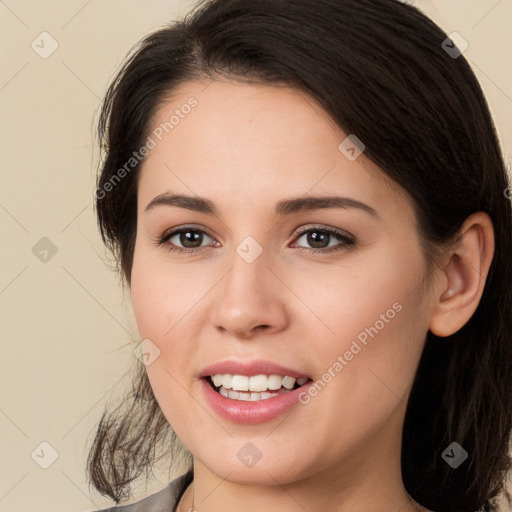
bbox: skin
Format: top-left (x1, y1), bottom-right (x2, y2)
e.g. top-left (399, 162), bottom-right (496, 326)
top-left (129, 79), bottom-right (494, 512)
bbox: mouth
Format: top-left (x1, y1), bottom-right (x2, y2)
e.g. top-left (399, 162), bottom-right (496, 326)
top-left (203, 374), bottom-right (313, 402)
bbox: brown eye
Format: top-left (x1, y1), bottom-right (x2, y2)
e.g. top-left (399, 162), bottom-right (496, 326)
top-left (292, 226), bottom-right (355, 253)
top-left (173, 229), bottom-right (205, 249)
top-left (157, 227), bottom-right (217, 253)
top-left (154, 225), bottom-right (354, 255)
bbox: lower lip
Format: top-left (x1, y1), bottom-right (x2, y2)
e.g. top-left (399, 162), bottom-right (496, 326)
top-left (199, 378), bottom-right (311, 424)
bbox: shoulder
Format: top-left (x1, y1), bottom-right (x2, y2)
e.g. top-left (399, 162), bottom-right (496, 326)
top-left (90, 470), bottom-right (193, 512)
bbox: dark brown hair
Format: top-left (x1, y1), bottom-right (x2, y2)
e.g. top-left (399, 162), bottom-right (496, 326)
top-left (88, 1), bottom-right (512, 510)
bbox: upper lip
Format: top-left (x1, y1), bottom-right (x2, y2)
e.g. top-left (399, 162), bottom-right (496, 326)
top-left (199, 359), bottom-right (311, 379)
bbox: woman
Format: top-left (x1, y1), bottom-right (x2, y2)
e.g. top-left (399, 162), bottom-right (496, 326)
top-left (87, 0), bottom-right (512, 511)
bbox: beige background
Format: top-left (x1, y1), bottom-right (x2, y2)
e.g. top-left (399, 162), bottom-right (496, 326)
top-left (0, 1), bottom-right (511, 511)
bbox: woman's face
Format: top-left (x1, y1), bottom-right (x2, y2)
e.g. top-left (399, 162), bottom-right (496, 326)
top-left (130, 79), bottom-right (434, 486)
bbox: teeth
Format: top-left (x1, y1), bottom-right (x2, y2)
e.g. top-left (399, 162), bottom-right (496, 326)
top-left (218, 385), bottom-right (283, 401)
top-left (209, 373), bottom-right (309, 392)
top-left (232, 375), bottom-right (249, 391)
top-left (282, 376), bottom-right (295, 390)
top-left (250, 374), bottom-right (276, 392)
top-left (221, 374), bottom-right (232, 389)
top-left (212, 374), bottom-right (223, 387)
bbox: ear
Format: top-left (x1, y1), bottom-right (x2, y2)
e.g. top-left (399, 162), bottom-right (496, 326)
top-left (429, 212), bottom-right (495, 337)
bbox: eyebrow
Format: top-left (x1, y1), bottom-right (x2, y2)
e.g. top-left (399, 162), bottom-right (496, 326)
top-left (144, 193), bottom-right (379, 219)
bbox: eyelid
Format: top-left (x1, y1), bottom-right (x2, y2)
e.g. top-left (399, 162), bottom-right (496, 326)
top-left (294, 224), bottom-right (354, 242)
top-left (159, 224), bottom-right (216, 242)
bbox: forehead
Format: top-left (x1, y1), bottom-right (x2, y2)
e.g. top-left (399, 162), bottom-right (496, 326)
top-left (137, 79), bottom-right (409, 219)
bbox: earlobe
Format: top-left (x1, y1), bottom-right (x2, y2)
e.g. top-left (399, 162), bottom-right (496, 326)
top-left (429, 212), bottom-right (495, 338)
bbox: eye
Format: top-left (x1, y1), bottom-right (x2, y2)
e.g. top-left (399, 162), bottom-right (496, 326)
top-left (155, 226), bottom-right (218, 254)
top-left (291, 226), bottom-right (355, 254)
top-left (154, 225), bottom-right (355, 254)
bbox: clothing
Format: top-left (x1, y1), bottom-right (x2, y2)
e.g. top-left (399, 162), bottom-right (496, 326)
top-left (92, 470), bottom-right (193, 512)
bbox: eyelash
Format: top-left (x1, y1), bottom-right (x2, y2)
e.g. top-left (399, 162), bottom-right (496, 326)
top-left (154, 225), bottom-right (355, 255)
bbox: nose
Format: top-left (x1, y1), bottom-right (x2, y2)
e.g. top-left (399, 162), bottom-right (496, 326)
top-left (212, 244), bottom-right (289, 339)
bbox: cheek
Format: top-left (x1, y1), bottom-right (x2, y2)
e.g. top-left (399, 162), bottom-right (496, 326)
top-left (295, 241), bottom-right (428, 392)
top-left (130, 244), bottom-right (199, 340)
top-left (290, 246), bottom-right (424, 349)
top-left (130, 248), bottom-right (200, 428)
top-left (129, 243), bottom-right (217, 399)
top-left (322, 268), bottom-right (427, 412)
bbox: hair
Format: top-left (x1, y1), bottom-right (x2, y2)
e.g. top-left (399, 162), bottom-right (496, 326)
top-left (87, 0), bottom-right (512, 510)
